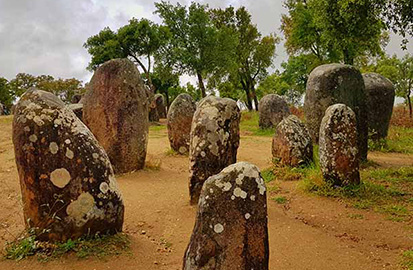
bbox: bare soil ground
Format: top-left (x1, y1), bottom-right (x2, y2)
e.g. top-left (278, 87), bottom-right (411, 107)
top-left (0, 115), bottom-right (412, 270)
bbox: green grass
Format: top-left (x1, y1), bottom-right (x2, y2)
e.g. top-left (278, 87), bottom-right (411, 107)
top-left (272, 196), bottom-right (288, 204)
top-left (369, 126), bottom-right (413, 154)
top-left (402, 249), bottom-right (413, 270)
top-left (239, 111), bottom-right (274, 137)
top-left (261, 168), bottom-right (276, 183)
top-left (5, 232), bottom-right (130, 261)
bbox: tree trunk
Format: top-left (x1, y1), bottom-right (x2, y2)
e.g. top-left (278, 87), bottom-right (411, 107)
top-left (343, 49), bottom-right (354, 65)
top-left (196, 71), bottom-right (206, 98)
top-left (164, 90), bottom-right (170, 110)
top-left (240, 79), bottom-right (253, 111)
top-left (408, 94), bottom-right (412, 119)
top-left (251, 83), bottom-right (259, 111)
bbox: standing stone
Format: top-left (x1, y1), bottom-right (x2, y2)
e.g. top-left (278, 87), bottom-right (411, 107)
top-left (67, 103), bottom-right (83, 121)
top-left (149, 99), bottom-right (160, 122)
top-left (258, 94), bottom-right (290, 129)
top-left (155, 93), bottom-right (167, 118)
top-left (189, 96), bottom-right (240, 204)
top-left (167, 94), bottom-right (196, 154)
top-left (12, 88), bottom-right (124, 242)
top-left (272, 115), bottom-right (313, 167)
top-left (184, 162), bottom-right (269, 270)
top-left (363, 73), bottom-right (395, 140)
top-left (0, 103), bottom-right (5, 115)
top-left (319, 104), bottom-right (360, 186)
top-left (71, 94), bottom-right (82, 104)
top-left (82, 58), bottom-right (150, 173)
top-left (304, 64), bottom-right (368, 160)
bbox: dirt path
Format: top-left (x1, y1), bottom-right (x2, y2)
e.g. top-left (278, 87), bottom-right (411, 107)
top-left (0, 116), bottom-right (411, 269)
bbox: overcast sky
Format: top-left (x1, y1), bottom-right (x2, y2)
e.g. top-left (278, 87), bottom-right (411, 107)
top-left (0, 0), bottom-right (412, 84)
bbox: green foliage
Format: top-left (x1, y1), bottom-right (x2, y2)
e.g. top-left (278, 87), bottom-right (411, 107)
top-left (0, 77), bottom-right (14, 110)
top-left (261, 169), bottom-right (276, 183)
top-left (5, 233), bottom-right (130, 261)
top-left (282, 0), bottom-right (387, 65)
top-left (239, 111), bottom-right (274, 136)
top-left (272, 196), bottom-right (288, 204)
top-left (8, 73), bottom-right (84, 103)
top-left (367, 126), bottom-right (413, 154)
top-left (401, 249), bottom-right (413, 270)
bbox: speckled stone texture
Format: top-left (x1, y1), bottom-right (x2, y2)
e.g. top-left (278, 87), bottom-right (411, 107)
top-left (167, 94), bottom-right (196, 154)
top-left (363, 73), bottom-right (395, 140)
top-left (304, 64), bottom-right (368, 160)
top-left (319, 104), bottom-right (360, 186)
top-left (155, 94), bottom-right (167, 119)
top-left (12, 88), bottom-right (124, 242)
top-left (67, 103), bottom-right (83, 121)
top-left (189, 96), bottom-right (240, 205)
top-left (184, 162), bottom-right (269, 270)
top-left (82, 58), bottom-right (150, 173)
top-left (272, 115), bottom-right (313, 167)
top-left (258, 94), bottom-right (290, 129)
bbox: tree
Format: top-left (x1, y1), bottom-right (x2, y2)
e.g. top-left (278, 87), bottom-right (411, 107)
top-left (364, 54), bottom-right (413, 117)
top-left (155, 1), bottom-right (237, 98)
top-left (282, 0), bottom-right (388, 65)
top-left (0, 77), bottom-right (14, 111)
top-left (211, 6), bottom-right (279, 110)
top-left (384, 0), bottom-right (413, 44)
top-left (8, 73), bottom-right (38, 97)
top-left (84, 18), bottom-right (170, 91)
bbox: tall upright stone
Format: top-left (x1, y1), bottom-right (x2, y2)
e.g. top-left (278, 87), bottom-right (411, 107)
top-left (363, 72), bottom-right (395, 140)
top-left (272, 115), bottom-right (313, 167)
top-left (304, 64), bottom-right (368, 160)
top-left (189, 96), bottom-right (240, 204)
top-left (155, 93), bottom-right (167, 119)
top-left (13, 88), bottom-right (124, 242)
top-left (319, 104), bottom-right (360, 186)
top-left (184, 162), bottom-right (269, 270)
top-left (82, 58), bottom-right (150, 173)
top-left (258, 94), bottom-right (291, 129)
top-left (167, 94), bottom-right (196, 154)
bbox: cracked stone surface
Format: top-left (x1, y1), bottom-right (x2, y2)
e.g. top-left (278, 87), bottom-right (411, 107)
top-left (319, 104), bottom-right (360, 186)
top-left (82, 58), bottom-right (150, 173)
top-left (184, 162), bottom-right (268, 270)
top-left (258, 94), bottom-right (290, 129)
top-left (167, 94), bottom-right (196, 154)
top-left (188, 96), bottom-right (240, 204)
top-left (363, 72), bottom-right (395, 140)
top-left (13, 88), bottom-right (124, 242)
top-left (272, 115), bottom-right (313, 167)
top-left (304, 64), bottom-right (368, 160)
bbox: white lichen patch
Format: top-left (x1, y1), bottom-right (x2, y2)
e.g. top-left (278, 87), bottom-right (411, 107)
top-left (214, 223), bottom-right (224, 234)
top-left (100, 182), bottom-right (109, 194)
top-left (245, 213), bottom-right (251, 220)
top-left (29, 134), bottom-right (38, 142)
top-left (250, 195), bottom-right (256, 201)
top-left (223, 182), bottom-right (232, 191)
top-left (233, 187), bottom-right (247, 199)
top-left (66, 192), bottom-right (102, 227)
top-left (255, 177), bottom-right (266, 195)
top-left (49, 142), bottom-right (59, 154)
top-left (65, 139), bottom-right (71, 144)
top-left (92, 153), bottom-right (99, 159)
top-left (50, 168), bottom-right (71, 188)
top-left (66, 148), bottom-right (74, 159)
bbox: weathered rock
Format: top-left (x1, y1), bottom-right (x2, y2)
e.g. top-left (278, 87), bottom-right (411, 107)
top-left (304, 64), bottom-right (368, 160)
top-left (363, 72), bottom-right (395, 140)
top-left (67, 103), bottom-right (83, 121)
top-left (319, 104), bottom-right (360, 186)
top-left (71, 94), bottom-right (83, 104)
top-left (167, 94), bottom-right (196, 154)
top-left (12, 88), bottom-right (124, 242)
top-left (0, 103), bottom-right (4, 115)
top-left (82, 58), bottom-right (150, 173)
top-left (149, 100), bottom-right (159, 122)
top-left (258, 94), bottom-right (290, 129)
top-left (189, 96), bottom-right (240, 204)
top-left (155, 94), bottom-right (167, 118)
top-left (184, 162), bottom-right (269, 270)
top-left (272, 115), bottom-right (313, 167)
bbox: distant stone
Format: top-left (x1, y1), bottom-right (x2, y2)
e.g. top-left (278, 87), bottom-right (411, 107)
top-left (304, 64), bottom-right (368, 160)
top-left (363, 73), bottom-right (395, 140)
top-left (258, 94), bottom-right (290, 129)
top-left (12, 88), bottom-right (124, 242)
top-left (71, 94), bottom-right (83, 104)
top-left (149, 99), bottom-right (159, 122)
top-left (189, 96), bottom-right (240, 204)
top-left (167, 94), bottom-right (196, 154)
top-left (67, 103), bottom-right (83, 121)
top-left (0, 103), bottom-right (4, 115)
top-left (272, 115), bottom-right (313, 167)
top-left (184, 162), bottom-right (269, 270)
top-left (319, 104), bottom-right (360, 186)
top-left (155, 94), bottom-right (167, 119)
top-left (82, 58), bottom-right (150, 173)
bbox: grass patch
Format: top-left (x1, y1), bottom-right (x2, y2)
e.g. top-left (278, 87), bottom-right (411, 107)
top-left (261, 168), bottom-right (276, 183)
top-left (5, 232), bottom-right (130, 261)
top-left (369, 126), bottom-right (413, 154)
top-left (347, 213), bottom-right (364, 219)
top-left (401, 249), bottom-right (413, 270)
top-left (272, 196), bottom-right (288, 204)
top-left (239, 111), bottom-right (274, 137)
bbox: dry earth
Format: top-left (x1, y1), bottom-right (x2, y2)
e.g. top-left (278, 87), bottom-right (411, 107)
top-left (0, 115), bottom-right (412, 270)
